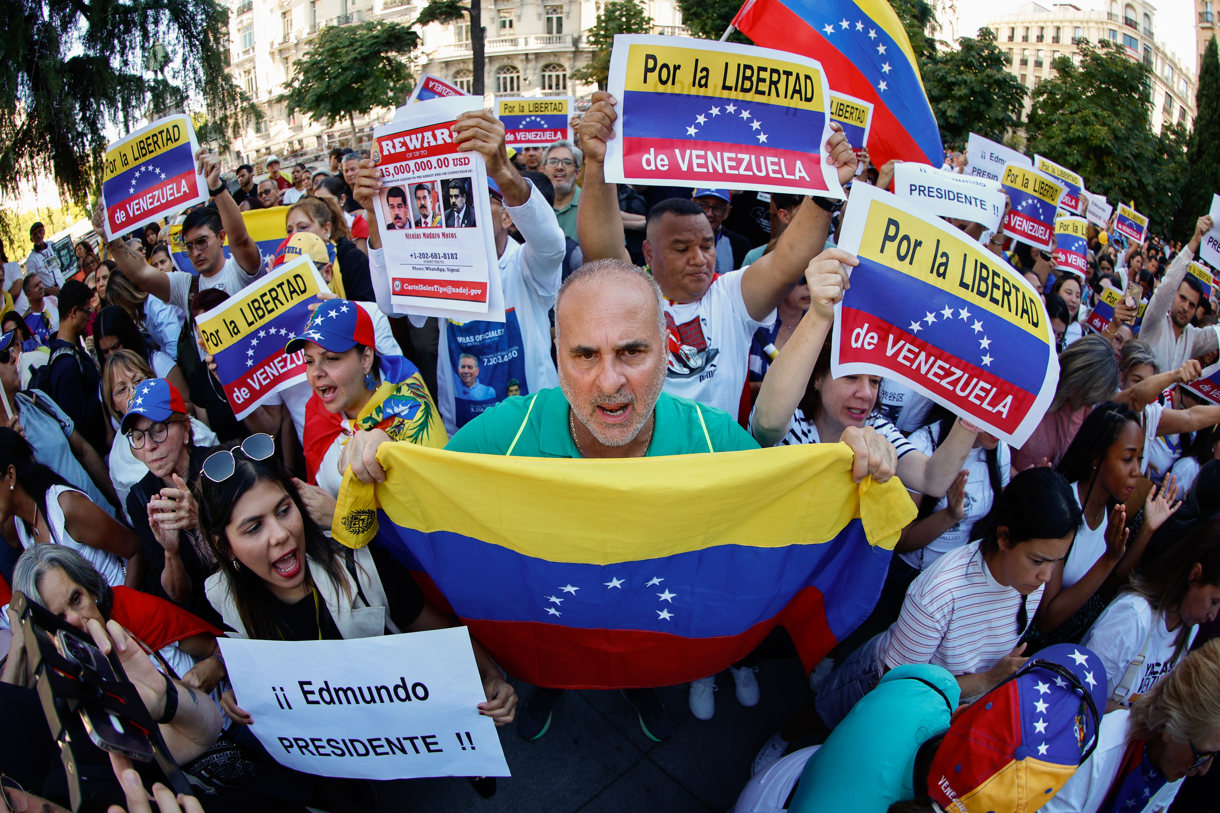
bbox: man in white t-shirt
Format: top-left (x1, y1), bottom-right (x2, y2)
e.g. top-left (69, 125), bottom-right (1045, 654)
top-left (25, 222), bottom-right (66, 295)
top-left (577, 91), bottom-right (856, 416)
top-left (96, 148), bottom-right (266, 316)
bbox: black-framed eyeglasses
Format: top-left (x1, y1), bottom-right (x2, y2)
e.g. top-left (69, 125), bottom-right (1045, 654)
top-left (126, 421), bottom-right (173, 449)
top-left (202, 433), bottom-right (276, 482)
top-left (544, 158), bottom-right (576, 168)
top-left (1190, 740), bottom-right (1218, 771)
top-left (697, 201), bottom-right (728, 215)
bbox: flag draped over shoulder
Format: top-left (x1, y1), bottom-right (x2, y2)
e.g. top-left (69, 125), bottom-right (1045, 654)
top-left (731, 0), bottom-right (943, 168)
top-left (333, 442), bottom-right (915, 690)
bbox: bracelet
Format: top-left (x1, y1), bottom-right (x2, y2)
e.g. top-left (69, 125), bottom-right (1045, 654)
top-left (208, 184), bottom-right (226, 197)
top-left (812, 196), bottom-right (843, 213)
top-left (155, 670), bottom-right (179, 724)
top-left (210, 650), bottom-right (225, 666)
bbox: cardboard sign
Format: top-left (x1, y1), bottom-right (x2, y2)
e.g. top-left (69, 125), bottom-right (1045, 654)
top-left (1085, 192), bottom-right (1113, 229)
top-left (495, 96), bottom-right (574, 146)
top-left (409, 74), bottom-right (467, 104)
top-left (101, 114), bottom-right (207, 240)
top-left (1200, 194), bottom-right (1220, 270)
top-left (893, 163), bottom-right (1005, 233)
top-left (1114, 203), bottom-right (1148, 244)
top-left (828, 91), bottom-right (873, 155)
top-left (1189, 261), bottom-right (1214, 300)
top-left (1034, 155), bottom-right (1085, 215)
top-left (1053, 215), bottom-right (1089, 277)
top-left (1000, 164), bottom-right (1065, 252)
top-left (604, 35), bottom-right (843, 197)
top-left (195, 256), bottom-right (328, 419)
top-left (833, 183), bottom-right (1058, 447)
top-left (220, 628), bottom-right (510, 780)
top-left (965, 132), bottom-right (1030, 182)
top-left (372, 97), bottom-right (503, 321)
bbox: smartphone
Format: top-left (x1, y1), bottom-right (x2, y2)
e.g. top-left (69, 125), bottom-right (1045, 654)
top-left (1123, 281), bottom-right (1143, 324)
top-left (56, 631), bottom-right (156, 761)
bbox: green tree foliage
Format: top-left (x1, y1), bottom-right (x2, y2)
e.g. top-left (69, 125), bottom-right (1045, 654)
top-left (1026, 39), bottom-right (1186, 236)
top-left (281, 21), bottom-right (421, 143)
top-left (572, 0), bottom-right (653, 89)
top-left (922, 28), bottom-right (1025, 149)
top-left (890, 0), bottom-right (938, 62)
top-left (1176, 37), bottom-right (1220, 241)
top-left (0, 0), bottom-right (250, 214)
top-left (675, 0), bottom-right (742, 41)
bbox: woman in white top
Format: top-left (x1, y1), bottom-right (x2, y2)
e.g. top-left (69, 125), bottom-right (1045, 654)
top-left (0, 426), bottom-right (140, 588)
top-left (94, 305), bottom-right (189, 400)
top-left (1083, 524), bottom-right (1220, 711)
top-left (1050, 273), bottom-right (1086, 346)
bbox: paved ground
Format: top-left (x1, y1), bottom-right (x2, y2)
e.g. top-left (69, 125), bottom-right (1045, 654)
top-left (377, 657), bottom-right (812, 812)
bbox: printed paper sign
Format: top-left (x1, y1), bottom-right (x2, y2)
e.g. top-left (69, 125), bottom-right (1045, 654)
top-left (195, 256), bottom-right (327, 419)
top-left (496, 96), bottom-right (574, 146)
top-left (101, 114), bottom-right (207, 241)
top-left (409, 74), bottom-right (468, 104)
top-left (1000, 164), bottom-right (1065, 251)
top-left (170, 206), bottom-right (287, 274)
top-left (1200, 195), bottom-right (1220, 270)
top-left (372, 96), bottom-right (503, 321)
top-left (893, 163), bottom-right (1005, 233)
top-left (1185, 359), bottom-right (1220, 405)
top-left (1085, 192), bottom-right (1113, 229)
top-left (1114, 203), bottom-right (1148, 244)
top-left (833, 183), bottom-right (1058, 447)
top-left (605, 34), bottom-right (843, 197)
top-left (1189, 261), bottom-right (1214, 300)
top-left (965, 132), bottom-right (1030, 182)
top-left (220, 628), bottom-right (510, 780)
top-left (1085, 283), bottom-right (1145, 336)
top-left (1034, 155), bottom-right (1085, 215)
top-left (1053, 215), bottom-right (1089, 277)
top-left (828, 92), bottom-right (873, 155)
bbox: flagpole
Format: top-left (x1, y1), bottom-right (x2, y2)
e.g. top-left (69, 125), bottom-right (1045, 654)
top-left (720, 24), bottom-right (736, 41)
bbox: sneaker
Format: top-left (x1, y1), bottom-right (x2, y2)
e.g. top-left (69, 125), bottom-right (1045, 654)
top-left (688, 677), bottom-right (717, 720)
top-left (516, 687), bottom-right (564, 741)
top-left (809, 657), bottom-right (835, 693)
top-left (621, 688), bottom-right (675, 742)
top-left (751, 732), bottom-right (790, 777)
top-left (730, 666), bottom-right (760, 707)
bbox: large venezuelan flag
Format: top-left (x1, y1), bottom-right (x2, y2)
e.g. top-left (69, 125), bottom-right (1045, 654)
top-left (169, 206), bottom-right (289, 275)
top-left (731, 0), bottom-right (942, 168)
top-left (335, 442), bottom-right (915, 689)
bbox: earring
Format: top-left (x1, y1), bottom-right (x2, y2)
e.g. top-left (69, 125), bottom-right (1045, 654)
top-left (232, 558), bottom-right (241, 571)
top-left (364, 372), bottom-right (377, 390)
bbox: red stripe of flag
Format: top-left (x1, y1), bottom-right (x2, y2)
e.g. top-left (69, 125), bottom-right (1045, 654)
top-left (108, 168), bottom-right (200, 234)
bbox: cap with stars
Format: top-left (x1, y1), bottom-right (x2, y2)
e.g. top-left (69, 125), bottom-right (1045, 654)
top-left (285, 298), bottom-right (375, 355)
top-left (927, 643), bottom-right (1107, 813)
top-left (119, 378), bottom-right (188, 435)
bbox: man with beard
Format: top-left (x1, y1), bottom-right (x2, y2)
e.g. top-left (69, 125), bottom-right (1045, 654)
top-left (543, 140), bottom-right (582, 242)
top-left (385, 186), bottom-right (410, 230)
top-left (1140, 214), bottom-right (1217, 371)
top-left (413, 184), bottom-right (441, 228)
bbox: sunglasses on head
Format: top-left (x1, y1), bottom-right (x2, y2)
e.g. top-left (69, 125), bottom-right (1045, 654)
top-left (1190, 740), bottom-right (1218, 771)
top-left (202, 433), bottom-right (276, 482)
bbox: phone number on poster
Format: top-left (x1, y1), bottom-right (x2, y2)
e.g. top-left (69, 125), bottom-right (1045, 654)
top-left (410, 252), bottom-right (459, 261)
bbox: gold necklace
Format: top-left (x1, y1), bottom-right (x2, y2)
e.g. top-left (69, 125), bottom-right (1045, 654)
top-left (568, 411), bottom-right (654, 457)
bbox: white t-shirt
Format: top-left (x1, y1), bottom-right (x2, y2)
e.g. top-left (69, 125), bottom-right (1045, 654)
top-left (25, 246), bottom-right (65, 289)
top-left (1168, 455), bottom-right (1202, 495)
top-left (1042, 710), bottom-right (1181, 813)
top-left (166, 255), bottom-right (265, 315)
top-left (1082, 592), bottom-right (1198, 706)
top-left (876, 378), bottom-right (935, 433)
top-left (880, 541), bottom-right (1042, 691)
top-left (900, 429), bottom-right (1011, 571)
top-left (774, 407), bottom-right (916, 460)
top-left (662, 269), bottom-right (774, 417)
top-left (282, 187), bottom-right (306, 205)
top-left (15, 485), bottom-right (126, 587)
top-left (1142, 400), bottom-right (1181, 484)
top-left (1062, 485), bottom-right (1110, 589)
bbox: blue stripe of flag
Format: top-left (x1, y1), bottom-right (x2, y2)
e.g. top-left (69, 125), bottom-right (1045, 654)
top-left (102, 141), bottom-right (196, 203)
top-left (499, 113), bottom-right (567, 131)
top-left (620, 90), bottom-right (818, 147)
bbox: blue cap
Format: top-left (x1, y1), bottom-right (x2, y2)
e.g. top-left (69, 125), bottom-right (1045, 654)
top-left (0, 332), bottom-right (16, 354)
top-left (692, 188), bottom-right (731, 203)
top-left (285, 299), bottom-right (375, 355)
top-left (487, 176), bottom-right (503, 200)
top-left (120, 379), bottom-right (188, 434)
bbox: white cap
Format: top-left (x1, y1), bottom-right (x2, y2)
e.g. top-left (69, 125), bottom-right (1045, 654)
top-left (265, 154), bottom-right (282, 166)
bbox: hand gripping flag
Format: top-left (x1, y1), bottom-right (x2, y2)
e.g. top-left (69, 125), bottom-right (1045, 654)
top-left (732, 0), bottom-right (943, 168)
top-left (332, 442), bottom-right (916, 689)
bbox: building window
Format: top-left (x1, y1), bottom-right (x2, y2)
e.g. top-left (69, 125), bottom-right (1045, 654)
top-left (281, 11), bottom-right (291, 41)
top-left (1166, 63), bottom-right (1174, 82)
top-left (1163, 91), bottom-right (1174, 113)
top-left (1109, 29), bottom-right (1118, 41)
top-left (1020, 49), bottom-right (1028, 67)
top-left (309, 1), bottom-right (317, 32)
top-left (1021, 26), bottom-right (1029, 42)
top-left (495, 64), bottom-right (520, 93)
top-left (1035, 49), bottom-right (1043, 68)
top-left (1143, 45), bottom-right (1153, 66)
top-left (1036, 26), bottom-right (1044, 42)
top-left (1073, 26), bottom-right (1082, 42)
top-left (244, 71), bottom-right (256, 96)
top-left (541, 62), bottom-right (566, 91)
top-left (545, 5), bottom-right (563, 35)
top-left (453, 69), bottom-right (473, 93)
top-left (498, 10), bottom-right (515, 32)
top-left (1052, 26), bottom-right (1060, 43)
top-left (1179, 105), bottom-right (1188, 124)
top-left (1123, 33), bottom-right (1138, 50)
top-left (1008, 26), bottom-right (1015, 41)
top-left (1007, 49), bottom-right (1014, 65)
top-left (455, 22), bottom-right (470, 43)
top-left (239, 25), bottom-right (254, 51)
top-left (1143, 12), bottom-right (1152, 36)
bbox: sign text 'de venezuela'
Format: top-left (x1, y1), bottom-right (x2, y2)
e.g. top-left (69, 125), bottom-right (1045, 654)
top-left (495, 96), bottom-right (574, 146)
top-left (1114, 203), bottom-right (1149, 244)
top-left (1053, 215), bottom-right (1090, 277)
top-left (605, 35), bottom-right (842, 197)
top-left (833, 184), bottom-right (1058, 447)
top-left (101, 114), bottom-right (207, 241)
top-left (1000, 163), bottom-right (1065, 252)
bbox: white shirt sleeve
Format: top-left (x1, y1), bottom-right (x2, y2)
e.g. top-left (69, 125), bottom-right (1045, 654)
top-left (1081, 593), bottom-right (1153, 700)
top-left (504, 181), bottom-right (566, 299)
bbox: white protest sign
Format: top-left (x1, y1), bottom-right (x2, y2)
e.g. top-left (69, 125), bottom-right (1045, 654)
top-left (220, 628), bottom-right (510, 780)
top-left (892, 163), bottom-right (1005, 233)
top-left (101, 114), bottom-right (208, 241)
top-left (1201, 194), bottom-right (1220, 270)
top-left (1085, 192), bottom-right (1113, 229)
top-left (965, 132), bottom-right (1030, 182)
top-left (372, 96), bottom-right (504, 322)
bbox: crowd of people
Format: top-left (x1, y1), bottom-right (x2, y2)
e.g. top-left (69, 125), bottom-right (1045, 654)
top-left (0, 88), bottom-right (1218, 813)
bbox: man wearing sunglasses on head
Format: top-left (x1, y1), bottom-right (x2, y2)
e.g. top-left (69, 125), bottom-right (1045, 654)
top-left (93, 148), bottom-right (266, 320)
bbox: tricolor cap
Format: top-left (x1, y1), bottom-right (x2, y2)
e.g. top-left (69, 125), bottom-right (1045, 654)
top-left (927, 644), bottom-right (1107, 813)
top-left (273, 231), bottom-right (334, 270)
top-left (0, 331), bottom-right (16, 354)
top-left (692, 188), bottom-right (730, 203)
top-left (285, 299), bottom-right (375, 355)
top-left (488, 176), bottom-right (503, 201)
top-left (120, 379), bottom-right (188, 434)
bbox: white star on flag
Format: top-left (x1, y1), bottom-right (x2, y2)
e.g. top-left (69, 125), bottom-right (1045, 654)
top-left (909, 321), bottom-right (923, 334)
top-left (923, 311), bottom-right (937, 325)
top-left (839, 18), bottom-right (849, 28)
top-left (855, 20), bottom-right (864, 30)
top-left (560, 584), bottom-right (579, 594)
top-left (740, 108), bottom-right (752, 119)
top-left (1037, 742), bottom-right (1049, 755)
top-left (1084, 670), bottom-right (1097, 689)
top-left (695, 114), bottom-right (706, 125)
top-left (1034, 718), bottom-right (1047, 733)
top-left (604, 577), bottom-right (624, 589)
top-left (657, 589), bottom-right (676, 603)
top-left (1034, 680), bottom-right (1050, 695)
top-left (940, 305), bottom-right (954, 320)
top-left (709, 106), bottom-right (720, 116)
top-left (971, 319), bottom-right (984, 334)
top-left (823, 23), bottom-right (835, 35)
top-left (757, 133), bottom-right (768, 144)
top-left (750, 120), bottom-right (761, 131)
top-left (1034, 698), bottom-right (1048, 714)
top-left (547, 595), bottom-right (563, 604)
top-left (546, 607), bottom-right (561, 617)
top-left (878, 81), bottom-right (888, 92)
top-left (877, 43), bottom-right (887, 55)
top-left (646, 576), bottom-right (664, 586)
top-left (958, 307), bottom-right (971, 321)
top-left (868, 28), bottom-right (877, 39)
top-left (657, 609), bottom-right (673, 621)
top-left (686, 125), bottom-right (699, 137)
top-left (1070, 649), bottom-right (1090, 667)
top-left (881, 63), bottom-right (892, 74)
top-left (725, 103), bottom-right (737, 114)
top-left (1053, 675), bottom-right (1068, 688)
top-left (981, 353), bottom-right (993, 367)
top-left (979, 336), bottom-right (991, 349)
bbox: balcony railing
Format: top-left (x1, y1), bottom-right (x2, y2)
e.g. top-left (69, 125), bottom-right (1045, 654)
top-left (1202, 10), bottom-right (1215, 23)
top-left (1123, 16), bottom-right (1138, 29)
top-left (235, 0), bottom-right (252, 14)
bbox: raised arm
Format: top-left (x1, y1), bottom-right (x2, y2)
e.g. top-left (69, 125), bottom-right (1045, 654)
top-left (895, 419), bottom-right (980, 498)
top-left (196, 149), bottom-right (262, 277)
top-left (93, 204), bottom-right (172, 303)
top-left (576, 91), bottom-right (633, 265)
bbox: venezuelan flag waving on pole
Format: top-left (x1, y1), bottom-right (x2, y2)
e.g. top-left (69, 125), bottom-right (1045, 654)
top-left (333, 442), bottom-right (915, 690)
top-left (731, 0), bottom-right (943, 168)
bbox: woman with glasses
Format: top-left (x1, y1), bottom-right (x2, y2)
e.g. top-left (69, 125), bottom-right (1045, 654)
top-left (94, 305), bottom-right (189, 399)
top-left (120, 379), bottom-right (220, 624)
top-left (1041, 638), bottom-right (1220, 812)
top-left (194, 439), bottom-right (516, 727)
top-left (0, 427), bottom-right (140, 588)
